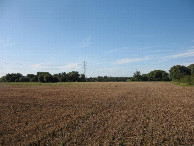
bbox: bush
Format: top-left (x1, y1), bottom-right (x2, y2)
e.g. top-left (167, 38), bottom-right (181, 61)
top-left (180, 75), bottom-right (194, 85)
top-left (126, 79), bottom-right (131, 82)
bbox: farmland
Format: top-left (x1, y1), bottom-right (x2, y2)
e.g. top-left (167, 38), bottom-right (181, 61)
top-left (0, 82), bottom-right (193, 145)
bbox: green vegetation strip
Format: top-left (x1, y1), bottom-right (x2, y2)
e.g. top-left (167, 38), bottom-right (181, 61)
top-left (171, 82), bottom-right (194, 87)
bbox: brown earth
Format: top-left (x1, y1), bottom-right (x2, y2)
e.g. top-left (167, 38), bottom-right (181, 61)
top-left (0, 82), bottom-right (193, 145)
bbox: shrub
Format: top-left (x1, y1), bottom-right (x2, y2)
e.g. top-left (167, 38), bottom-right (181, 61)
top-left (126, 79), bottom-right (131, 82)
top-left (180, 74), bottom-right (194, 85)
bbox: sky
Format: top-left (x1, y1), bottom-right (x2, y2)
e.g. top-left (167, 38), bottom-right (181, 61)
top-left (0, 0), bottom-right (194, 77)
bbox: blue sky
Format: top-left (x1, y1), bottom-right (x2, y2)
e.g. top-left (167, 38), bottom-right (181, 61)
top-left (0, 0), bottom-right (194, 77)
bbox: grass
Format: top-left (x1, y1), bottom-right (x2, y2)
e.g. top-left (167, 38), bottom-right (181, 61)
top-left (171, 81), bottom-right (194, 87)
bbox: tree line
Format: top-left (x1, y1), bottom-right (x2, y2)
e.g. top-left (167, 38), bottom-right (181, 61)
top-left (0, 71), bottom-right (129, 83)
top-left (131, 64), bottom-right (194, 85)
top-left (0, 64), bottom-right (194, 84)
top-left (0, 71), bottom-right (86, 83)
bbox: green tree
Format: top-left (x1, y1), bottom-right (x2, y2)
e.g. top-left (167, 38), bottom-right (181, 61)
top-left (132, 70), bottom-right (142, 81)
top-left (141, 74), bottom-right (148, 81)
top-left (44, 74), bottom-right (53, 83)
top-left (61, 72), bottom-right (68, 82)
top-left (148, 70), bottom-right (169, 81)
top-left (67, 71), bottom-right (80, 82)
top-left (52, 74), bottom-right (59, 82)
top-left (19, 77), bottom-right (30, 82)
top-left (38, 74), bottom-right (44, 83)
top-left (79, 74), bottom-right (86, 82)
top-left (27, 74), bottom-right (37, 82)
top-left (169, 65), bottom-right (190, 81)
top-left (30, 76), bottom-right (38, 82)
top-left (0, 76), bottom-right (6, 82)
top-left (188, 64), bottom-right (194, 74)
top-left (4, 73), bottom-right (23, 82)
top-left (54, 72), bottom-right (68, 82)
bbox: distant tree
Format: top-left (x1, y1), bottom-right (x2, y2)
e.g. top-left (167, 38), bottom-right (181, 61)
top-left (0, 76), bottom-right (6, 82)
top-left (44, 74), bottom-right (53, 83)
top-left (169, 65), bottom-right (190, 81)
top-left (97, 76), bottom-right (103, 82)
top-left (19, 77), bottom-right (30, 82)
top-left (54, 72), bottom-right (68, 82)
top-left (141, 74), bottom-right (149, 81)
top-left (132, 70), bottom-right (142, 81)
top-left (37, 72), bottom-right (53, 83)
top-left (79, 74), bottom-right (86, 82)
top-left (4, 73), bottom-right (23, 82)
top-left (52, 74), bottom-right (59, 82)
top-left (5, 73), bottom-right (12, 82)
top-left (38, 74), bottom-right (44, 83)
top-left (27, 74), bottom-right (37, 82)
top-left (67, 71), bottom-right (80, 82)
top-left (148, 70), bottom-right (169, 81)
top-left (188, 64), bottom-right (194, 74)
top-left (61, 72), bottom-right (68, 82)
top-left (27, 74), bottom-right (35, 78)
top-left (30, 76), bottom-right (38, 82)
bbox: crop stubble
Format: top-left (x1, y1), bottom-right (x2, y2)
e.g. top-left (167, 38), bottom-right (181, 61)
top-left (0, 82), bottom-right (193, 145)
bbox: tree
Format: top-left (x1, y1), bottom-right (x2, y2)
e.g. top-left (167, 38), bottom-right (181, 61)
top-left (61, 72), bottom-right (68, 82)
top-left (97, 76), bottom-right (103, 82)
top-left (169, 65), bottom-right (190, 81)
top-left (142, 74), bottom-right (148, 81)
top-left (0, 76), bottom-right (6, 82)
top-left (67, 71), bottom-right (80, 82)
top-left (148, 70), bottom-right (169, 81)
top-left (37, 72), bottom-right (53, 83)
top-left (30, 76), bottom-right (38, 82)
top-left (27, 74), bottom-right (35, 78)
top-left (52, 74), bottom-right (59, 82)
top-left (132, 70), bottom-right (142, 81)
top-left (38, 74), bottom-right (44, 83)
top-left (188, 64), bottom-right (194, 75)
top-left (79, 74), bottom-right (86, 82)
top-left (19, 77), bottom-right (30, 82)
top-left (4, 73), bottom-right (23, 82)
top-left (27, 74), bottom-right (37, 82)
top-left (54, 72), bottom-right (68, 82)
top-left (44, 74), bottom-right (53, 83)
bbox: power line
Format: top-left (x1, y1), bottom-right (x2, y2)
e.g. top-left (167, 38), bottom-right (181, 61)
top-left (83, 61), bottom-right (87, 76)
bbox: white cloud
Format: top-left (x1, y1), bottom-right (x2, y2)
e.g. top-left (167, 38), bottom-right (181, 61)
top-left (114, 57), bottom-right (149, 65)
top-left (163, 49), bottom-right (194, 59)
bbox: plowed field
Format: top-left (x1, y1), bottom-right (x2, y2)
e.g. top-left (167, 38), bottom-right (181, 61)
top-left (0, 82), bottom-right (193, 145)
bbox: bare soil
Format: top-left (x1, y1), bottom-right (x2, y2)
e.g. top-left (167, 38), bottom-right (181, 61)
top-left (0, 82), bottom-right (193, 145)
